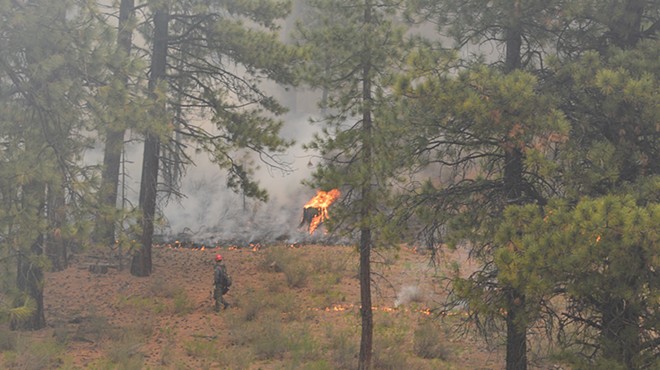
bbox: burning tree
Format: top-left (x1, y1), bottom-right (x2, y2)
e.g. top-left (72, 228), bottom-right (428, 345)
top-left (300, 189), bottom-right (341, 234)
top-left (294, 0), bottom-right (411, 367)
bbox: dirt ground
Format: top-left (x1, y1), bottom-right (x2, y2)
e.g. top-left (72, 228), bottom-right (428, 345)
top-left (4, 243), bottom-right (515, 369)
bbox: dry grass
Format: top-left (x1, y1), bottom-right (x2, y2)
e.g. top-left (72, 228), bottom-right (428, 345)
top-left (0, 244), bottom-right (522, 369)
top-left (2, 335), bottom-right (67, 369)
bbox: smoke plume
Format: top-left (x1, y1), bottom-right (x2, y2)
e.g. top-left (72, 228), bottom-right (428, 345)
top-left (394, 285), bottom-right (424, 307)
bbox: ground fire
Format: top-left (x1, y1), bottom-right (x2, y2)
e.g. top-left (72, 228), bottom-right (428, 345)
top-left (299, 189), bottom-right (341, 234)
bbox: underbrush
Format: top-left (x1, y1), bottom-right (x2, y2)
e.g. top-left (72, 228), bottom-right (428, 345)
top-left (0, 245), bottom-right (519, 369)
top-left (1, 334), bottom-right (69, 369)
top-left (214, 246), bottom-right (457, 369)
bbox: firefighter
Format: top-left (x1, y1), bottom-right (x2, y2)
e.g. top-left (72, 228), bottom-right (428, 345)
top-left (213, 254), bottom-right (231, 311)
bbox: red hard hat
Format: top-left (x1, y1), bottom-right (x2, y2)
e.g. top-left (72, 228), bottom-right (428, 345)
top-left (215, 254), bottom-right (223, 262)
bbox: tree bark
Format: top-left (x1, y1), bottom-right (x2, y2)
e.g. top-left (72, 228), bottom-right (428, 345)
top-left (12, 239), bottom-right (46, 330)
top-left (358, 227), bottom-right (373, 370)
top-left (13, 181), bottom-right (46, 330)
top-left (505, 289), bottom-right (527, 370)
top-left (503, 2), bottom-right (527, 369)
top-left (601, 297), bottom-right (640, 369)
top-left (131, 5), bottom-right (169, 277)
top-left (95, 0), bottom-right (135, 246)
top-left (610, 0), bottom-right (643, 49)
top-left (357, 1), bottom-right (373, 369)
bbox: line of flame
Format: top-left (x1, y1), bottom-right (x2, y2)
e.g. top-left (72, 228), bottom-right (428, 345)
top-left (312, 304), bottom-right (434, 315)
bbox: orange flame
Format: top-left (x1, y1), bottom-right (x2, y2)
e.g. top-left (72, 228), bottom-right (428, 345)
top-left (303, 189), bottom-right (341, 234)
top-left (315, 303), bottom-right (432, 315)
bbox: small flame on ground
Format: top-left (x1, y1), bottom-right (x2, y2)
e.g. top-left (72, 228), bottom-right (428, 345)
top-left (314, 304), bottom-right (432, 315)
top-left (162, 241), bottom-right (214, 250)
top-left (303, 189), bottom-right (341, 234)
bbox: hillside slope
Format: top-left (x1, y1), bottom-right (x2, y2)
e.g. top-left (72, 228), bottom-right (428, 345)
top-left (2, 244), bottom-right (507, 369)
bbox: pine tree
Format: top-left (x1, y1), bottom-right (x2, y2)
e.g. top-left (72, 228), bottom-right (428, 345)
top-left (496, 191), bottom-right (659, 369)
top-left (551, 0), bottom-right (659, 198)
top-left (94, 0), bottom-right (140, 248)
top-left (397, 64), bottom-right (567, 368)
top-left (400, 1), bottom-right (568, 368)
top-left (556, 194), bottom-right (659, 369)
top-left (129, 0), bottom-right (300, 275)
top-left (0, 0), bottom-right (115, 329)
top-left (294, 0), bottom-right (411, 367)
top-left (401, 0), bottom-right (657, 367)
top-left (538, 0), bottom-right (660, 366)
top-left (428, 0), bottom-right (657, 366)
top-left (131, 3), bottom-right (169, 277)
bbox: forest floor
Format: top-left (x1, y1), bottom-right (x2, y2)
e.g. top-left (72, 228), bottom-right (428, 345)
top-left (0, 242), bottom-right (564, 369)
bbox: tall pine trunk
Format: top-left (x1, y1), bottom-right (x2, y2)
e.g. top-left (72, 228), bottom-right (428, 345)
top-left (95, 0), bottom-right (135, 246)
top-left (505, 288), bottom-right (527, 370)
top-left (610, 0), bottom-right (644, 185)
top-left (503, 1), bottom-right (527, 369)
top-left (596, 3), bottom-right (644, 366)
top-left (357, 1), bottom-right (373, 369)
top-left (132, 6), bottom-right (168, 276)
top-left (503, 145), bottom-right (527, 370)
top-left (13, 240), bottom-right (46, 330)
top-left (610, 0), bottom-right (643, 48)
top-left (358, 228), bottom-right (373, 369)
top-left (12, 181), bottom-right (46, 330)
top-left (601, 297), bottom-right (641, 369)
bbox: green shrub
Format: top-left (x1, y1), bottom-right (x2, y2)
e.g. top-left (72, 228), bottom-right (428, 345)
top-left (106, 329), bottom-right (146, 369)
top-left (283, 261), bottom-right (310, 288)
top-left (115, 294), bottom-right (165, 314)
top-left (313, 254), bottom-right (347, 278)
top-left (311, 274), bottom-right (341, 295)
top-left (158, 326), bottom-right (176, 367)
top-left (0, 325), bottom-right (17, 351)
top-left (373, 319), bottom-right (410, 370)
top-left (413, 323), bottom-right (451, 360)
top-left (260, 245), bottom-right (288, 272)
top-left (253, 317), bottom-right (289, 360)
top-left (214, 345), bottom-right (255, 369)
top-left (272, 290), bottom-right (306, 322)
top-left (5, 335), bottom-right (65, 370)
top-left (289, 325), bottom-right (322, 363)
top-left (261, 246), bottom-right (310, 288)
top-left (265, 275), bottom-right (284, 293)
top-left (293, 359), bottom-right (334, 370)
top-left (311, 286), bottom-right (345, 309)
top-left (173, 290), bottom-right (194, 315)
top-left (77, 312), bottom-right (117, 342)
top-left (150, 275), bottom-right (183, 298)
top-left (183, 337), bottom-right (219, 358)
top-left (226, 318), bottom-right (259, 347)
top-left (240, 289), bottom-right (268, 322)
top-left (373, 349), bottom-right (409, 370)
top-left (326, 327), bottom-right (358, 370)
top-left (52, 325), bottom-right (71, 345)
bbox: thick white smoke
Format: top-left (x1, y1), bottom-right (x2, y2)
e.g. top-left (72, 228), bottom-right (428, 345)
top-left (159, 111), bottom-right (323, 244)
